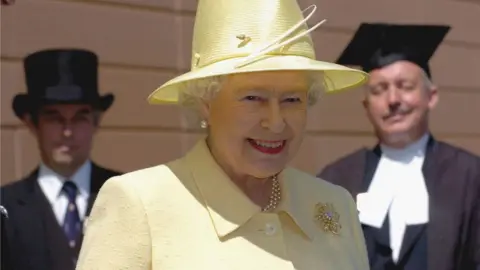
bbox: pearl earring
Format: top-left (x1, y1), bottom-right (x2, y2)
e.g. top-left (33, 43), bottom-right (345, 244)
top-left (200, 120), bottom-right (208, 129)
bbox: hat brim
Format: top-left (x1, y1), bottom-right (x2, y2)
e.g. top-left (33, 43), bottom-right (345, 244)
top-left (12, 93), bottom-right (115, 119)
top-left (147, 55), bottom-right (368, 104)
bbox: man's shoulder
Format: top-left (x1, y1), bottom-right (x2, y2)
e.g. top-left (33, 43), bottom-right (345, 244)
top-left (321, 148), bottom-right (370, 172)
top-left (1, 180), bottom-right (24, 200)
top-left (1, 171), bottom-right (36, 201)
top-left (1, 177), bottom-right (28, 191)
top-left (91, 163), bottom-right (122, 178)
top-left (433, 141), bottom-right (480, 181)
top-left (436, 140), bottom-right (480, 165)
top-left (316, 147), bottom-right (372, 192)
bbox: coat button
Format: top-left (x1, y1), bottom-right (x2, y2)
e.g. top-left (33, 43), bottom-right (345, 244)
top-left (265, 223), bottom-right (277, 236)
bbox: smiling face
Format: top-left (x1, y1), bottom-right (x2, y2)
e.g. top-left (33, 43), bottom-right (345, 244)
top-left (202, 71), bottom-right (312, 179)
top-left (364, 60), bottom-right (438, 147)
top-left (25, 104), bottom-right (100, 176)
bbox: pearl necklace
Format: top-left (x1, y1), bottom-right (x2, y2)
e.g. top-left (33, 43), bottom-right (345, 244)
top-left (261, 174), bottom-right (281, 212)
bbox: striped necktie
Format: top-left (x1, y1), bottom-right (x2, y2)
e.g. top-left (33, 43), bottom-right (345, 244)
top-left (62, 181), bottom-right (82, 248)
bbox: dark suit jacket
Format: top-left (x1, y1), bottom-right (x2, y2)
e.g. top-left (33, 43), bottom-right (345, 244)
top-left (0, 162), bottom-right (121, 270)
top-left (318, 137), bottom-right (480, 270)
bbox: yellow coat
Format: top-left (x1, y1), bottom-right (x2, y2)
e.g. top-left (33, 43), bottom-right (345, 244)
top-left (76, 139), bottom-right (369, 270)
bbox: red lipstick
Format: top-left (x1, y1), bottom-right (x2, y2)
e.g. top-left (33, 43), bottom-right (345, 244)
top-left (248, 139), bottom-right (286, 155)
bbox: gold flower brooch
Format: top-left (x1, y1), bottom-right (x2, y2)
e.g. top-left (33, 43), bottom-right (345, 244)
top-left (314, 203), bottom-right (342, 235)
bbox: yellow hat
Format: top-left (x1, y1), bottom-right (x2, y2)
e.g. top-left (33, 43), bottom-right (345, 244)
top-left (148, 0), bottom-right (368, 104)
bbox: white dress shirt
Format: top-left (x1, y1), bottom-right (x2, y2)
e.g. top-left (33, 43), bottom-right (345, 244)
top-left (357, 134), bottom-right (430, 262)
top-left (37, 161), bottom-right (92, 226)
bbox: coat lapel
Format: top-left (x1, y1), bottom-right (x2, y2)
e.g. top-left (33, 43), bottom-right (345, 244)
top-left (362, 145), bottom-right (381, 192)
top-left (423, 138), bottom-right (452, 270)
top-left (397, 137), bottom-right (443, 265)
top-left (14, 170), bottom-right (54, 269)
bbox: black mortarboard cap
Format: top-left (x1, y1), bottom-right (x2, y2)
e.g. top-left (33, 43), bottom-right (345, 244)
top-left (336, 23), bottom-right (451, 78)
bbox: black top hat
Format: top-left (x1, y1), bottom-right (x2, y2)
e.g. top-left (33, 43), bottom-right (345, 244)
top-left (12, 48), bottom-right (115, 118)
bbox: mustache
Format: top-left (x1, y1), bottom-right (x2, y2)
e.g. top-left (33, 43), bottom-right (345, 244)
top-left (383, 106), bottom-right (413, 119)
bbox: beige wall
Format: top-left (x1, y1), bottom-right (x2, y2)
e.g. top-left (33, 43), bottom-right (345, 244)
top-left (1, 0), bottom-right (479, 185)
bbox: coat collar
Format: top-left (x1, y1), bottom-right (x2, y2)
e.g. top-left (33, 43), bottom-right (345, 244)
top-left (183, 138), bottom-right (318, 240)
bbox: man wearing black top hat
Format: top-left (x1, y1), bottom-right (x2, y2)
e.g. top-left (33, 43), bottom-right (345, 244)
top-left (317, 23), bottom-right (480, 270)
top-left (0, 49), bottom-right (122, 270)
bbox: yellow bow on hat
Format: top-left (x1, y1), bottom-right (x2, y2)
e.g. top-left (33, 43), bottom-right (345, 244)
top-left (148, 0), bottom-right (368, 104)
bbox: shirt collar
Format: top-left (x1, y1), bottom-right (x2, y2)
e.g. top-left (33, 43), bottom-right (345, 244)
top-left (183, 138), bottom-right (317, 240)
top-left (380, 133), bottom-right (430, 163)
top-left (38, 160), bottom-right (92, 202)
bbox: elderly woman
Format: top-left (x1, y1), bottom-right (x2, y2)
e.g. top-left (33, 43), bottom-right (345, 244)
top-left (76, 1), bottom-right (370, 269)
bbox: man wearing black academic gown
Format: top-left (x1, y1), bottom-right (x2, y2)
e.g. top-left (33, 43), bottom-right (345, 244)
top-left (318, 23), bottom-right (480, 270)
top-left (0, 49), bottom-right (122, 270)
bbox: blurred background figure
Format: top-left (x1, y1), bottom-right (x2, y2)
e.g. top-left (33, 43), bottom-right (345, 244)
top-left (1, 49), bottom-right (122, 270)
top-left (318, 23), bottom-right (480, 270)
